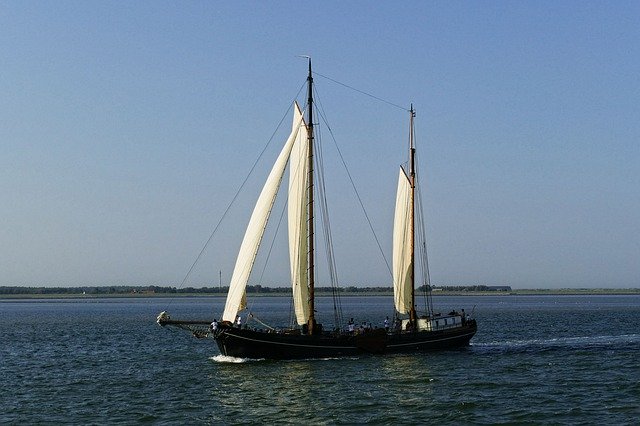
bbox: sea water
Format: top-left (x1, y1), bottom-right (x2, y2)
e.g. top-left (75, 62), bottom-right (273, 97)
top-left (1, 295), bottom-right (638, 424)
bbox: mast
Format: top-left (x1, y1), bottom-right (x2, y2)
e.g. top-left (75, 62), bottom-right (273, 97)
top-left (409, 105), bottom-right (417, 325)
top-left (306, 58), bottom-right (316, 333)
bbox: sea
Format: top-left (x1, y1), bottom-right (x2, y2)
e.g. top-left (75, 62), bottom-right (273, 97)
top-left (1, 294), bottom-right (638, 424)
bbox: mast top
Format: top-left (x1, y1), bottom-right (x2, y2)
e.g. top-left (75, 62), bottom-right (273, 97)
top-left (297, 55), bottom-right (312, 73)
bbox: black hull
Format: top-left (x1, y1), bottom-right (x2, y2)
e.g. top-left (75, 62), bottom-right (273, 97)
top-left (214, 321), bottom-right (477, 360)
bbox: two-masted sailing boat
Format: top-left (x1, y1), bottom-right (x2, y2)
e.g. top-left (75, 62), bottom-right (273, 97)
top-left (157, 61), bottom-right (477, 359)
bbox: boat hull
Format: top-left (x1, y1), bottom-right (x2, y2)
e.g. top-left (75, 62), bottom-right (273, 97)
top-left (214, 321), bottom-right (477, 359)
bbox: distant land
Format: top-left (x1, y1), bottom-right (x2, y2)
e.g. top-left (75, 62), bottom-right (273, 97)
top-left (1, 285), bottom-right (638, 299)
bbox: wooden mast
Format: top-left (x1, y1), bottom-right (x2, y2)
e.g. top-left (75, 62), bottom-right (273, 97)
top-left (306, 58), bottom-right (316, 334)
top-left (409, 105), bottom-right (417, 325)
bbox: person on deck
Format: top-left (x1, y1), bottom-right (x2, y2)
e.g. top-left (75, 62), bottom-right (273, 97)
top-left (384, 316), bottom-right (389, 332)
top-left (348, 318), bottom-right (355, 333)
top-left (236, 316), bottom-right (242, 328)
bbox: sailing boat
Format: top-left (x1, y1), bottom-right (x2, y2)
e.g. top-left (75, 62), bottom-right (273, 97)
top-left (157, 60), bottom-right (477, 359)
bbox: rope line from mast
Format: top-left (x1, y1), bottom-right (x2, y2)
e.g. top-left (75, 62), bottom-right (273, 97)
top-left (313, 71), bottom-right (408, 112)
top-left (244, 179), bottom-right (289, 322)
top-left (413, 140), bottom-right (434, 317)
top-left (255, 183), bottom-right (287, 288)
top-left (247, 313), bottom-right (276, 331)
top-left (415, 168), bottom-right (433, 316)
top-left (165, 81), bottom-right (307, 311)
top-left (313, 95), bottom-right (393, 280)
top-left (314, 122), bottom-right (344, 329)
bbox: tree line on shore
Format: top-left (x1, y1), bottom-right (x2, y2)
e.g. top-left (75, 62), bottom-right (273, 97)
top-left (0, 284), bottom-right (508, 295)
top-left (0, 285), bottom-right (388, 295)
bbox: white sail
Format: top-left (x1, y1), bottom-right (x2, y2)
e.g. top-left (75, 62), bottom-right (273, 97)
top-left (288, 103), bottom-right (310, 325)
top-left (393, 167), bottom-right (413, 314)
top-left (222, 103), bottom-right (305, 323)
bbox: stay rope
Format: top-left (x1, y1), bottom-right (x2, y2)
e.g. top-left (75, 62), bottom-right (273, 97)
top-left (313, 96), bottom-right (394, 280)
top-left (163, 80), bottom-right (307, 312)
top-left (247, 313), bottom-right (276, 331)
top-left (313, 71), bottom-right (407, 112)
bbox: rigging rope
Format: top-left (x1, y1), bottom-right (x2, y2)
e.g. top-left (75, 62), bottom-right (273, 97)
top-left (314, 120), bottom-right (344, 328)
top-left (244, 178), bottom-right (289, 322)
top-left (313, 99), bottom-right (393, 280)
top-left (248, 313), bottom-right (275, 331)
top-left (164, 80), bottom-right (307, 312)
top-left (312, 74), bottom-right (435, 319)
top-left (256, 185), bottom-right (288, 287)
top-left (414, 149), bottom-right (434, 316)
top-left (313, 71), bottom-right (408, 112)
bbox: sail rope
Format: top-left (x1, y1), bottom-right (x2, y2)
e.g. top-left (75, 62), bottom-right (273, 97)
top-left (245, 168), bottom-right (311, 331)
top-left (310, 70), bottom-right (414, 285)
top-left (414, 147), bottom-right (434, 316)
top-left (163, 80), bottom-right (307, 312)
top-left (314, 123), bottom-right (344, 329)
top-left (255, 182), bottom-right (288, 288)
top-left (243, 179), bottom-right (289, 323)
top-left (313, 71), bottom-right (407, 112)
top-left (313, 94), bottom-right (393, 280)
top-left (247, 313), bottom-right (275, 331)
top-left (239, 101), bottom-right (314, 331)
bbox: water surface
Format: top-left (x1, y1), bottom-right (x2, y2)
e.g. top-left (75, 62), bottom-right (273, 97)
top-left (1, 295), bottom-right (638, 424)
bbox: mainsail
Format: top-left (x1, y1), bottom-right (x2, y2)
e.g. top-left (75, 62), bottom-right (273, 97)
top-left (222, 103), bottom-right (306, 323)
top-left (392, 167), bottom-right (413, 314)
top-left (288, 103), bottom-right (310, 325)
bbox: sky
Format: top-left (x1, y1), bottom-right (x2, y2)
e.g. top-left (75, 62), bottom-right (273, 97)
top-left (1, 1), bottom-right (638, 289)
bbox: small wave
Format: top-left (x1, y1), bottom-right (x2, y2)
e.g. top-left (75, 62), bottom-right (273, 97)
top-left (209, 354), bottom-right (359, 363)
top-left (209, 355), bottom-right (264, 363)
top-left (286, 356), bottom-right (361, 362)
top-left (472, 334), bottom-right (640, 354)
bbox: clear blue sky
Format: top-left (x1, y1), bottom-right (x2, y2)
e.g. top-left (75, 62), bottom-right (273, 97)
top-left (1, 1), bottom-right (638, 288)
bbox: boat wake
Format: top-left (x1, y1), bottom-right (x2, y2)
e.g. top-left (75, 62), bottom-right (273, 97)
top-left (210, 355), bottom-right (265, 363)
top-left (209, 354), bottom-right (360, 363)
top-left (472, 333), bottom-right (640, 354)
top-left (287, 356), bottom-right (360, 362)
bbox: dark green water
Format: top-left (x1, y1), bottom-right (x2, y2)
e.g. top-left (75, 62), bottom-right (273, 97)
top-left (1, 295), bottom-right (638, 424)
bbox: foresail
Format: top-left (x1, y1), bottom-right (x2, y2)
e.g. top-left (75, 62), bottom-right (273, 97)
top-left (393, 167), bottom-right (413, 314)
top-left (222, 103), bottom-right (305, 323)
top-left (288, 103), bottom-right (310, 325)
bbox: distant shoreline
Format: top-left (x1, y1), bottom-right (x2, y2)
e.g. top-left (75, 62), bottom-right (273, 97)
top-left (1, 288), bottom-right (639, 300)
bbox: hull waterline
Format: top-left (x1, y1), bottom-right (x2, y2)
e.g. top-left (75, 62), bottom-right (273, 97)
top-left (214, 321), bottom-right (477, 360)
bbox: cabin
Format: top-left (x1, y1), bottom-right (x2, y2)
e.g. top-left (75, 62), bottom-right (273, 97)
top-left (402, 315), bottom-right (463, 332)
